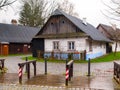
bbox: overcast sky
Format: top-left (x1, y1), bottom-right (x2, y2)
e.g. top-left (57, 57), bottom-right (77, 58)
top-left (0, 0), bottom-right (119, 28)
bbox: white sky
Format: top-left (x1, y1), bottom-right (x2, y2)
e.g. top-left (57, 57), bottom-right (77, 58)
top-left (0, 0), bottom-right (119, 28)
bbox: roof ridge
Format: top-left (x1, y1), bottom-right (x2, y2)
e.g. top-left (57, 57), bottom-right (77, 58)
top-left (0, 23), bottom-right (40, 29)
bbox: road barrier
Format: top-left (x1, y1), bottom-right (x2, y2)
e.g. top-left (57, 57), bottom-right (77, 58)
top-left (18, 60), bottom-right (36, 84)
top-left (65, 60), bottom-right (74, 86)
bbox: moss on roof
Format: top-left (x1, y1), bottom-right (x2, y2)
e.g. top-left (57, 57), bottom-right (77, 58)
top-left (34, 32), bottom-right (88, 39)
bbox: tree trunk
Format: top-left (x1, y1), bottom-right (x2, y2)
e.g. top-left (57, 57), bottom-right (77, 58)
top-left (114, 41), bottom-right (117, 56)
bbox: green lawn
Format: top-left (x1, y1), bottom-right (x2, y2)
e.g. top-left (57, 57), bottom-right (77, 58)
top-left (0, 54), bottom-right (30, 57)
top-left (90, 52), bottom-right (120, 63)
top-left (22, 52), bottom-right (120, 63)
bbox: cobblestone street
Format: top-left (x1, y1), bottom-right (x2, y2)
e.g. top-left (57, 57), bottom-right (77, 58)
top-left (0, 56), bottom-right (119, 90)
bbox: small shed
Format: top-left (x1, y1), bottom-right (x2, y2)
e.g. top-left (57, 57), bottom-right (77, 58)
top-left (0, 23), bottom-right (40, 55)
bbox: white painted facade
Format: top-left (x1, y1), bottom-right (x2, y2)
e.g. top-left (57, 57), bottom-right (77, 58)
top-left (86, 41), bottom-right (106, 54)
top-left (45, 38), bottom-right (107, 57)
top-left (45, 38), bottom-right (87, 52)
top-left (112, 42), bottom-right (120, 52)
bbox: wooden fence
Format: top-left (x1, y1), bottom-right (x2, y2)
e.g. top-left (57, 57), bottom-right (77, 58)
top-left (37, 50), bottom-right (86, 60)
top-left (114, 62), bottom-right (120, 83)
top-left (18, 60), bottom-right (36, 84)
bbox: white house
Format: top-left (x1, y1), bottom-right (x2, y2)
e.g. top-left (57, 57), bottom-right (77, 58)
top-left (97, 24), bottom-right (120, 52)
top-left (32, 9), bottom-right (111, 60)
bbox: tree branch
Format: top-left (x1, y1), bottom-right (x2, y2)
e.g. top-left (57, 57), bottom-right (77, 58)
top-left (0, 0), bottom-right (16, 8)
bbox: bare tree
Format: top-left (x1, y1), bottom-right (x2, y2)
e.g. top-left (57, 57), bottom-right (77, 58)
top-left (102, 0), bottom-right (120, 55)
top-left (0, 0), bottom-right (16, 9)
top-left (57, 0), bottom-right (79, 17)
top-left (111, 24), bottom-right (120, 56)
top-left (102, 0), bottom-right (120, 21)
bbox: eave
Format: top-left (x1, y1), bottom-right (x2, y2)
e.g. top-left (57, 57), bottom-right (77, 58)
top-left (34, 32), bottom-right (88, 39)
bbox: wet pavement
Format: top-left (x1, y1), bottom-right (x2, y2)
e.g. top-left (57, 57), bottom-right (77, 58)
top-left (0, 56), bottom-right (120, 90)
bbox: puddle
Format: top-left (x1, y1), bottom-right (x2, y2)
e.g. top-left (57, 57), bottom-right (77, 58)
top-left (0, 73), bottom-right (19, 84)
top-left (0, 73), bottom-right (120, 90)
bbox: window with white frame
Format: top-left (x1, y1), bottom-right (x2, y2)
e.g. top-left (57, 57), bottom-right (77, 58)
top-left (53, 41), bottom-right (59, 50)
top-left (68, 41), bottom-right (75, 50)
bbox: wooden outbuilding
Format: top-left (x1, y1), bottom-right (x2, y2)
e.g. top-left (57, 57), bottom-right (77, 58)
top-left (0, 23), bottom-right (39, 55)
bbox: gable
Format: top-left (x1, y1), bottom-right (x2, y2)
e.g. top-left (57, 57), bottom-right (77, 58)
top-left (35, 9), bottom-right (111, 42)
top-left (39, 15), bottom-right (84, 35)
top-left (97, 24), bottom-right (112, 39)
top-left (97, 24), bottom-right (120, 40)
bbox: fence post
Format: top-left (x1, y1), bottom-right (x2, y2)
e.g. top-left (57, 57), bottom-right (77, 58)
top-left (65, 64), bottom-right (69, 86)
top-left (33, 61), bottom-right (36, 76)
top-left (27, 63), bottom-right (30, 79)
top-left (45, 57), bottom-right (47, 75)
top-left (18, 65), bottom-right (22, 84)
top-left (114, 62), bottom-right (115, 76)
top-left (1, 59), bottom-right (5, 68)
top-left (87, 58), bottom-right (91, 76)
top-left (71, 62), bottom-right (73, 77)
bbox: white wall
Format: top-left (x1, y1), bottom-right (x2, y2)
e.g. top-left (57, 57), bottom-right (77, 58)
top-left (112, 41), bottom-right (120, 52)
top-left (45, 38), bottom-right (87, 52)
top-left (45, 38), bottom-right (107, 60)
top-left (86, 41), bottom-right (106, 54)
top-left (45, 38), bottom-right (106, 54)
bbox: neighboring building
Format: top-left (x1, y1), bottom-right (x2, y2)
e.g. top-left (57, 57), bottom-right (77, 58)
top-left (97, 24), bottom-right (120, 52)
top-left (0, 23), bottom-right (39, 55)
top-left (32, 9), bottom-right (111, 60)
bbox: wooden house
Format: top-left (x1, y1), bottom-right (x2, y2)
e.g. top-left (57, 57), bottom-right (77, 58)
top-left (97, 24), bottom-right (120, 52)
top-left (0, 23), bottom-right (39, 55)
top-left (32, 9), bottom-right (111, 60)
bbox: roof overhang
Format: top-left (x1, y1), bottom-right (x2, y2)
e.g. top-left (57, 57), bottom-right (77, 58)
top-left (1, 42), bottom-right (9, 44)
top-left (34, 33), bottom-right (89, 39)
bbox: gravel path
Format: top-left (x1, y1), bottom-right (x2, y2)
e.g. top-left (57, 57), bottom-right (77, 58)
top-left (1, 55), bottom-right (117, 76)
top-left (0, 56), bottom-right (119, 89)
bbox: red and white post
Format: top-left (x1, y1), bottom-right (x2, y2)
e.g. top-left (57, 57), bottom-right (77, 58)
top-left (18, 66), bottom-right (23, 84)
top-left (65, 65), bottom-right (69, 86)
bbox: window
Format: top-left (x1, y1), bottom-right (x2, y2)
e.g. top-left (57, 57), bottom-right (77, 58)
top-left (53, 41), bottom-right (59, 50)
top-left (68, 41), bottom-right (75, 50)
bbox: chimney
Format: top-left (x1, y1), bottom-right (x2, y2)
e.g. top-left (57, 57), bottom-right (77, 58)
top-left (82, 17), bottom-right (87, 25)
top-left (11, 19), bottom-right (17, 25)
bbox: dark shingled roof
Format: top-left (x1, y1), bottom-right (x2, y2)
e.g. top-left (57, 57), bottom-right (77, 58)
top-left (0, 23), bottom-right (40, 43)
top-left (51, 9), bottom-right (111, 42)
top-left (97, 24), bottom-right (120, 41)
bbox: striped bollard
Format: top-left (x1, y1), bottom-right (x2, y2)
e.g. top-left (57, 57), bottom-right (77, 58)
top-left (65, 65), bottom-right (69, 86)
top-left (18, 67), bottom-right (22, 84)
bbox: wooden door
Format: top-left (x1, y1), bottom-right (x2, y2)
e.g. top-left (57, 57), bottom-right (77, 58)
top-left (3, 45), bottom-right (9, 56)
top-left (23, 44), bottom-right (28, 54)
